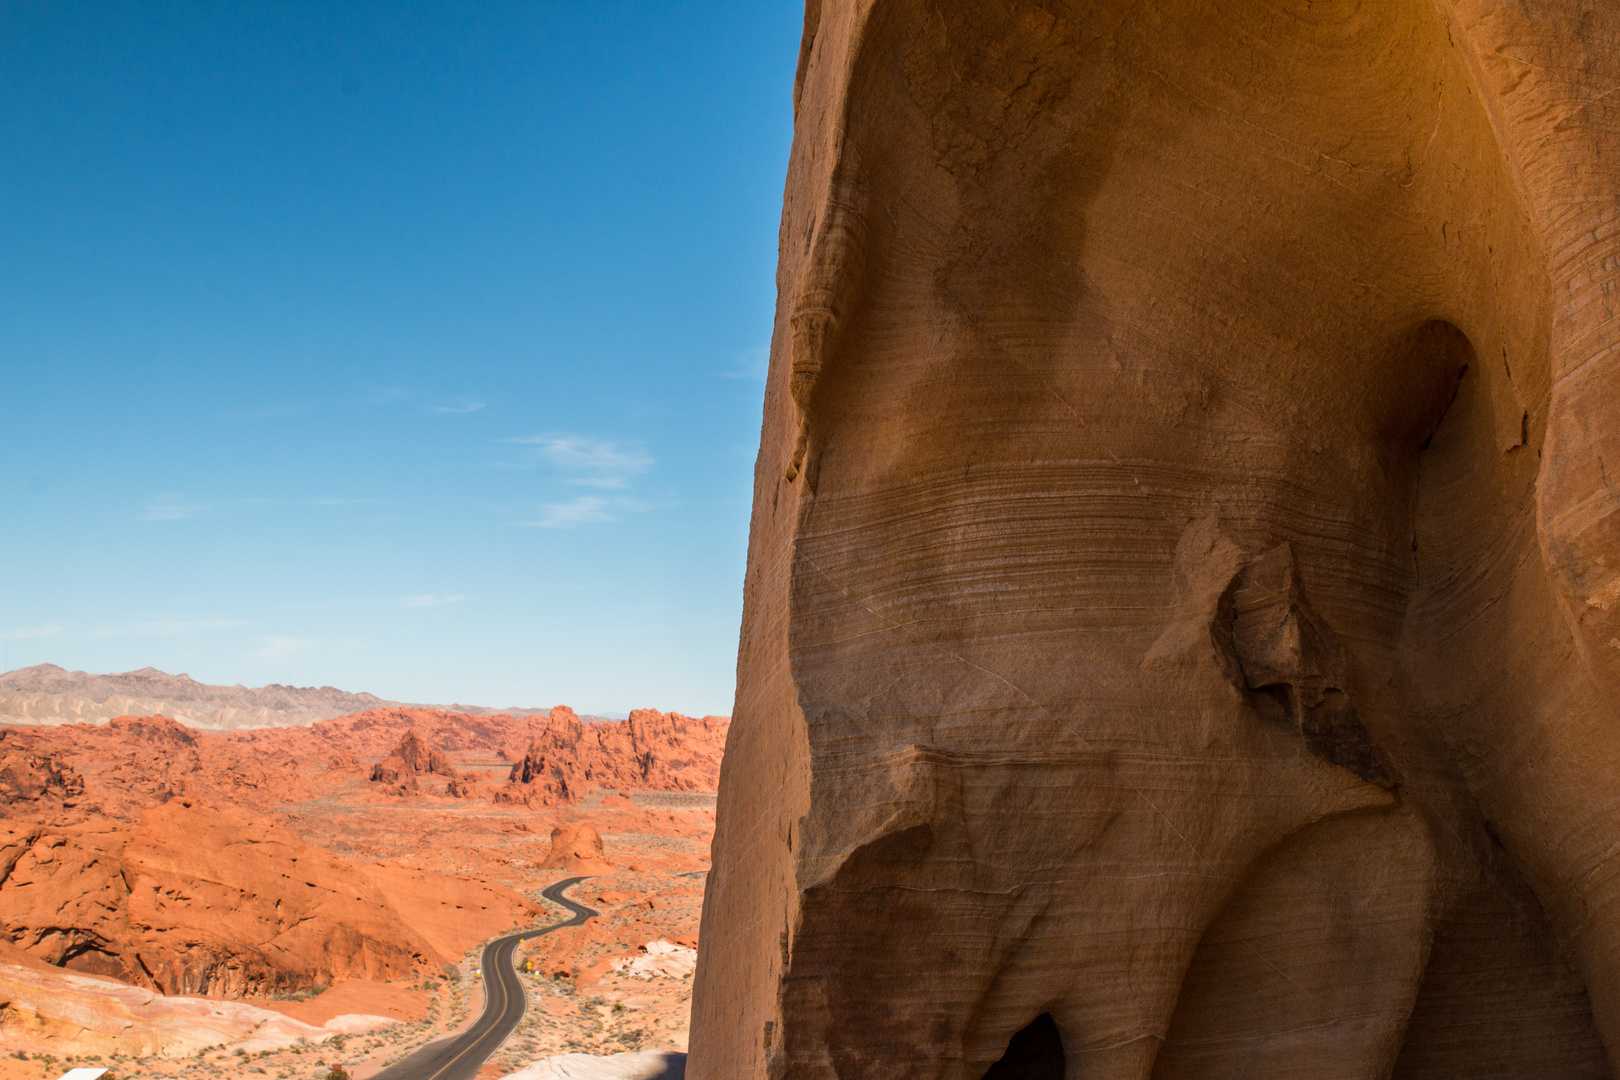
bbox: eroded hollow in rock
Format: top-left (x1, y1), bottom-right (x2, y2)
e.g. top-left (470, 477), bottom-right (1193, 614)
top-left (981, 1014), bottom-right (1065, 1080)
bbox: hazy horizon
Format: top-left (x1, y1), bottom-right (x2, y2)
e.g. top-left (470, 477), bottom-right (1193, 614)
top-left (1, 2), bottom-right (799, 716)
top-left (0, 660), bottom-right (661, 719)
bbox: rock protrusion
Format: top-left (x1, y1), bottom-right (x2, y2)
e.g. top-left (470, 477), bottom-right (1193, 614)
top-left (1214, 544), bottom-right (1391, 786)
top-left (370, 730), bottom-right (459, 793)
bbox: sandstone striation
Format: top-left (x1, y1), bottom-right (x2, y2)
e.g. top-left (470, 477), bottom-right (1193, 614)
top-left (693, 1), bottom-right (1620, 1077)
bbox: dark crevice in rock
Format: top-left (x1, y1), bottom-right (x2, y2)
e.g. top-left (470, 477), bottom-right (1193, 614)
top-left (981, 1013), bottom-right (1065, 1080)
top-left (1215, 544), bottom-right (1392, 787)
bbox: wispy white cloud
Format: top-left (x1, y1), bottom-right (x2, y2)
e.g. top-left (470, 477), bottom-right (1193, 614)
top-left (141, 494), bottom-right (205, 522)
top-left (502, 434), bottom-right (653, 489)
top-left (717, 344), bottom-right (770, 380)
top-left (520, 495), bottom-right (648, 528)
top-left (364, 386), bottom-right (413, 406)
top-left (396, 594), bottom-right (465, 608)
top-left (255, 635), bottom-right (317, 660)
top-left (2, 625), bottom-right (63, 641)
top-left (87, 618), bottom-right (247, 638)
top-left (428, 399), bottom-right (486, 415)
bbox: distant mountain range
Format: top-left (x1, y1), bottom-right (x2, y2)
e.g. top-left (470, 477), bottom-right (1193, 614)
top-left (0, 664), bottom-right (607, 731)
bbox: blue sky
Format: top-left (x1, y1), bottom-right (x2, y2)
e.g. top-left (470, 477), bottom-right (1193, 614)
top-left (0, 1), bottom-right (799, 716)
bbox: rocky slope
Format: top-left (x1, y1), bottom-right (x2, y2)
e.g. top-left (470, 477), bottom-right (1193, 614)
top-left (0, 937), bottom-right (396, 1059)
top-left (0, 800), bottom-right (501, 995)
top-left (693, 1), bottom-right (1620, 1077)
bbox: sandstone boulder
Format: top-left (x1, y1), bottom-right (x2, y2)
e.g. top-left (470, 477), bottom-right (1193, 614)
top-left (542, 822), bottom-right (614, 876)
top-left (693, 1), bottom-right (1620, 1076)
top-left (611, 941), bottom-right (697, 982)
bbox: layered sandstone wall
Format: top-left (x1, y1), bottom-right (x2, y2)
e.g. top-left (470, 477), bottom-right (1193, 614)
top-left (693, 2), bottom-right (1620, 1077)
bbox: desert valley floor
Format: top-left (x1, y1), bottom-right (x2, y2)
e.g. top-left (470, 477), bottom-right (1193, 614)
top-left (0, 694), bottom-right (724, 1080)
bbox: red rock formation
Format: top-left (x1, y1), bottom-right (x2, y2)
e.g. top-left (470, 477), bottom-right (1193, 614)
top-left (502, 707), bottom-right (727, 806)
top-left (0, 802), bottom-right (439, 995)
top-left (0, 715), bottom-right (298, 823)
top-left (444, 775), bottom-right (482, 799)
top-left (122, 802), bottom-right (440, 995)
top-left (0, 954), bottom-right (381, 1058)
top-left (369, 730), bottom-right (458, 793)
top-left (540, 822), bottom-right (614, 876)
top-left (261, 706), bottom-right (542, 761)
top-left (0, 819), bottom-right (130, 980)
top-left (0, 705), bottom-right (724, 819)
top-left (0, 738), bottom-right (83, 812)
top-left (624, 709), bottom-right (729, 792)
top-left (692, 1), bottom-right (1620, 1077)
top-left (0, 697), bottom-right (722, 1018)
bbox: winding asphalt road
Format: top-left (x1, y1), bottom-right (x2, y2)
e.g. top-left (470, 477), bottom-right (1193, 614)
top-left (371, 877), bottom-right (598, 1080)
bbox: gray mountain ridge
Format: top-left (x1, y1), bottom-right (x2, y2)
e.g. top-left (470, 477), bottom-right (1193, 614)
top-left (0, 663), bottom-right (614, 731)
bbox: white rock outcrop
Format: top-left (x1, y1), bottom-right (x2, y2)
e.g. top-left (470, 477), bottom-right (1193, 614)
top-left (610, 942), bottom-right (696, 981)
top-left (500, 1050), bottom-right (685, 1080)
